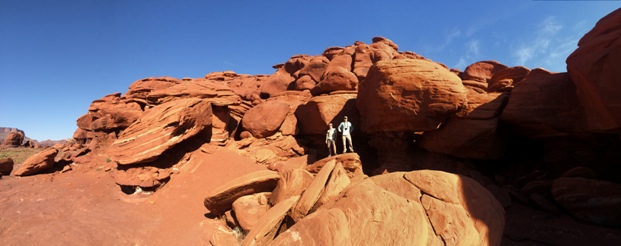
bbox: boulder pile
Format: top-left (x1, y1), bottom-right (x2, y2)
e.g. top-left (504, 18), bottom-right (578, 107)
top-left (204, 154), bottom-right (505, 246)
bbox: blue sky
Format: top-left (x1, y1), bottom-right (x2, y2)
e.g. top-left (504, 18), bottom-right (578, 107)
top-left (1, 1), bottom-right (620, 141)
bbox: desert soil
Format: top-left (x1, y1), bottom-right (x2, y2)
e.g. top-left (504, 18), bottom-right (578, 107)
top-left (0, 148), bottom-right (265, 246)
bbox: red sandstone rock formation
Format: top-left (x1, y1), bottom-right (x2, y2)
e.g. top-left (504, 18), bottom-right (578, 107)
top-left (566, 8), bottom-right (621, 133)
top-left (11, 25), bottom-right (621, 245)
top-left (109, 98), bottom-right (213, 165)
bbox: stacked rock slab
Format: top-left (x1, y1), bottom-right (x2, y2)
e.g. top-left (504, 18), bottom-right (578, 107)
top-left (203, 153), bottom-right (505, 246)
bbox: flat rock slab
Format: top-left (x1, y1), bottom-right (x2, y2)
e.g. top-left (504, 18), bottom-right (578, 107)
top-left (204, 170), bottom-right (280, 215)
top-left (291, 159), bottom-right (336, 222)
top-left (109, 98), bottom-right (213, 165)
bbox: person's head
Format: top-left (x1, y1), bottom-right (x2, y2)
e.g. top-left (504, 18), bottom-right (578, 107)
top-left (344, 116), bottom-right (348, 122)
top-left (329, 123), bottom-right (333, 127)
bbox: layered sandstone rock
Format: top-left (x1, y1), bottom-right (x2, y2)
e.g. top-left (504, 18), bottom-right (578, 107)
top-left (566, 8), bottom-right (621, 133)
top-left (76, 93), bottom-right (143, 132)
top-left (357, 58), bottom-right (468, 133)
top-left (204, 170), bottom-right (280, 215)
top-left (109, 98), bottom-right (213, 165)
top-left (12, 148), bottom-right (58, 176)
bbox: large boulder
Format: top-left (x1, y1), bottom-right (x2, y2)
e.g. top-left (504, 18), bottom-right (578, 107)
top-left (566, 8), bottom-right (621, 133)
top-left (0, 158), bottom-right (14, 175)
top-left (461, 60), bottom-right (508, 83)
top-left (295, 93), bottom-right (358, 136)
top-left (241, 100), bottom-right (290, 138)
top-left (311, 51), bottom-right (359, 95)
top-left (109, 98), bottom-right (213, 165)
top-left (501, 70), bottom-right (584, 138)
top-left (12, 148), bottom-right (58, 176)
top-left (357, 58), bottom-right (468, 133)
top-left (2, 131), bottom-right (24, 147)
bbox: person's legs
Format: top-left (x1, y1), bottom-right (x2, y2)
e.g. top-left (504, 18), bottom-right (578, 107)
top-left (330, 140), bottom-right (337, 156)
top-left (345, 135), bottom-right (354, 152)
top-left (341, 135), bottom-right (347, 154)
top-left (327, 141), bottom-right (332, 156)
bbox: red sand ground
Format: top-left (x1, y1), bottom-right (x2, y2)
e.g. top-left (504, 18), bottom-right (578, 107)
top-left (0, 148), bottom-right (266, 246)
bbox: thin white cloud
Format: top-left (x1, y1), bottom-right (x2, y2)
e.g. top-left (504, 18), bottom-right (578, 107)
top-left (511, 16), bottom-right (580, 71)
top-left (454, 39), bottom-right (480, 69)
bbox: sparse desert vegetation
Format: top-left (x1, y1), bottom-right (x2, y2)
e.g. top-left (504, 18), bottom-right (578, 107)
top-left (0, 147), bottom-right (41, 164)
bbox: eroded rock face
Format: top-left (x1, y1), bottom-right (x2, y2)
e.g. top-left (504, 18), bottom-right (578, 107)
top-left (566, 8), bottom-right (621, 133)
top-left (357, 58), bottom-right (468, 133)
top-left (109, 98), bottom-right (213, 165)
top-left (12, 148), bottom-right (58, 176)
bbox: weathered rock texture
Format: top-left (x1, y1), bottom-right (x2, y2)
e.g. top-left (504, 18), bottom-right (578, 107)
top-left (357, 58), bottom-right (467, 133)
top-left (109, 98), bottom-right (213, 165)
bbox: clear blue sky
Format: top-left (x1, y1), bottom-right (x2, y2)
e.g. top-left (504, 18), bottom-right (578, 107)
top-left (1, 1), bottom-right (619, 141)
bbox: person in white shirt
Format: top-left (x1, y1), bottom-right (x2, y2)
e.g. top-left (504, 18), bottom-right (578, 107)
top-left (337, 116), bottom-right (354, 153)
top-left (325, 123), bottom-right (337, 157)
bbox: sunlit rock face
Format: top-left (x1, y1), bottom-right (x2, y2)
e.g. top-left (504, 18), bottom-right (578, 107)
top-left (357, 58), bottom-right (467, 133)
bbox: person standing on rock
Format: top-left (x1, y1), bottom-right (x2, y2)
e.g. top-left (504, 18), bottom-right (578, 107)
top-left (338, 116), bottom-right (354, 154)
top-left (325, 123), bottom-right (337, 157)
